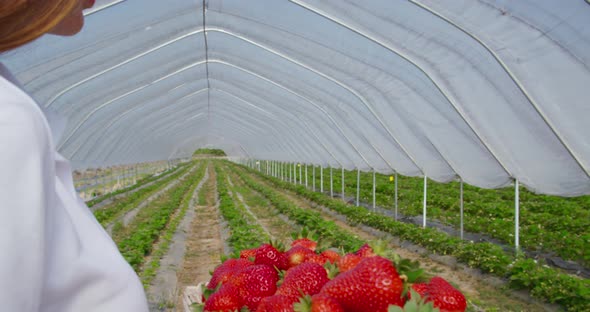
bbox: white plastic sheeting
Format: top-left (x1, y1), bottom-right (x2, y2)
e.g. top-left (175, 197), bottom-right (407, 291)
top-left (1, 0), bottom-right (589, 196)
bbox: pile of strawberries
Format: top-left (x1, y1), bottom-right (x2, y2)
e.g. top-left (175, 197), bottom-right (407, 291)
top-left (199, 237), bottom-right (466, 312)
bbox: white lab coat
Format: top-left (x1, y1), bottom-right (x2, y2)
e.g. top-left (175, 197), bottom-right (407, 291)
top-left (0, 64), bottom-right (149, 312)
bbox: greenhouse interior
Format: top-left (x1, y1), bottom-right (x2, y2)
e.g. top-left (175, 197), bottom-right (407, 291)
top-left (0, 0), bottom-right (589, 311)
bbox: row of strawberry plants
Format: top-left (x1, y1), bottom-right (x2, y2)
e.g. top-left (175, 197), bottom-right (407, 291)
top-left (304, 167), bottom-right (590, 267)
top-left (117, 164), bottom-right (203, 271)
top-left (243, 163), bottom-right (590, 311)
top-left (300, 168), bottom-right (590, 267)
top-left (87, 163), bottom-right (184, 208)
top-left (94, 163), bottom-right (193, 226)
top-left (139, 162), bottom-right (208, 289)
top-left (231, 165), bottom-right (364, 253)
top-left (215, 164), bottom-right (269, 256)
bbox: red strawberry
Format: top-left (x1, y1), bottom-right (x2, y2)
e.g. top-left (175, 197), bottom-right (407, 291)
top-left (336, 253), bottom-right (361, 273)
top-left (277, 262), bottom-right (330, 299)
top-left (208, 258), bottom-right (253, 289)
top-left (255, 244), bottom-right (289, 270)
top-left (320, 250), bottom-right (340, 264)
top-left (294, 294), bottom-right (344, 312)
top-left (354, 243), bottom-right (375, 258)
top-left (426, 277), bottom-right (467, 312)
top-left (408, 283), bottom-right (428, 300)
top-left (256, 295), bottom-right (297, 312)
top-left (304, 253), bottom-right (327, 265)
top-left (203, 284), bottom-right (240, 312)
top-left (320, 256), bottom-right (404, 312)
top-left (291, 238), bottom-right (317, 251)
top-left (240, 247), bottom-right (258, 260)
top-left (228, 264), bottom-right (279, 310)
top-left (286, 246), bottom-right (314, 268)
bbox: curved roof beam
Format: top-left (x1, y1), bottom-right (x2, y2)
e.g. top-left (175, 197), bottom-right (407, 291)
top-left (208, 59), bottom-right (372, 169)
top-left (409, 0), bottom-right (590, 179)
top-left (211, 88), bottom-right (344, 166)
top-left (143, 117), bottom-right (295, 165)
top-left (126, 113), bottom-right (304, 166)
top-left (100, 96), bottom-right (210, 163)
top-left (110, 99), bottom-right (312, 165)
top-left (58, 61), bottom-right (206, 150)
top-left (289, 0), bottom-right (510, 178)
top-left (82, 83), bottom-right (326, 166)
top-left (207, 79), bottom-right (351, 167)
top-left (208, 28), bottom-right (408, 171)
top-left (70, 87), bottom-right (209, 160)
top-left (42, 28), bottom-right (374, 169)
top-left (45, 28), bottom-right (206, 107)
top-left (44, 26), bottom-right (398, 171)
top-left (84, 0), bottom-right (127, 16)
top-left (62, 62), bottom-right (340, 163)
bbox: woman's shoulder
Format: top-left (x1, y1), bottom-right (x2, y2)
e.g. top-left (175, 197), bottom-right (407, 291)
top-left (0, 76), bottom-right (52, 148)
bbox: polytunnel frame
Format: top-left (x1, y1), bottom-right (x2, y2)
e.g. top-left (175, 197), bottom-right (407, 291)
top-left (289, 0), bottom-right (512, 180)
top-left (49, 26), bottom-right (376, 171)
top-left (119, 103), bottom-right (316, 165)
top-left (96, 86), bottom-right (335, 168)
top-left (285, 0), bottom-right (546, 248)
top-left (55, 0), bottom-right (547, 250)
top-left (35, 1), bottom-right (590, 187)
top-left (407, 0), bottom-right (590, 178)
top-left (205, 78), bottom-right (357, 168)
top-left (83, 86), bottom-right (210, 163)
top-left (208, 80), bottom-right (347, 167)
top-left (71, 87), bottom-right (210, 160)
top-left (209, 86), bottom-right (346, 167)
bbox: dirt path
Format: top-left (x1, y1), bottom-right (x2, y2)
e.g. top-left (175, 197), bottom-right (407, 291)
top-left (227, 171), bottom-right (300, 244)
top-left (106, 165), bottom-right (198, 235)
top-left (244, 170), bottom-right (557, 312)
top-left (146, 166), bottom-right (210, 311)
top-left (174, 164), bottom-right (226, 311)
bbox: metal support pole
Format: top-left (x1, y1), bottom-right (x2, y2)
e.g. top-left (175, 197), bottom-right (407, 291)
top-left (423, 175), bottom-right (427, 228)
top-left (515, 179), bottom-right (520, 252)
top-left (294, 163), bottom-right (297, 184)
top-left (320, 165), bottom-right (324, 193)
top-left (299, 164), bottom-right (302, 185)
top-left (356, 168), bottom-right (360, 207)
top-left (394, 172), bottom-right (398, 220)
top-left (460, 179), bottom-right (464, 240)
top-left (312, 165), bottom-right (316, 191)
top-left (305, 164), bottom-right (308, 188)
top-left (330, 167), bottom-right (334, 198)
top-left (372, 169), bottom-right (376, 211)
top-left (289, 162), bottom-right (292, 183)
top-left (341, 167), bottom-right (345, 200)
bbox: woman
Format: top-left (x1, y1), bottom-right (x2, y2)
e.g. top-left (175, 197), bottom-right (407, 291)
top-left (0, 1), bottom-right (149, 311)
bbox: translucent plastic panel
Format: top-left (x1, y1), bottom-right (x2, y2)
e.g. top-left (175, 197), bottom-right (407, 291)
top-left (1, 0), bottom-right (589, 196)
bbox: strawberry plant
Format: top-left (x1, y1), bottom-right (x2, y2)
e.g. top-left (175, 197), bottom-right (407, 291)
top-left (86, 163), bottom-right (184, 207)
top-left (237, 162), bottom-right (590, 311)
top-left (94, 163), bottom-right (193, 226)
top-left (140, 163), bottom-right (207, 288)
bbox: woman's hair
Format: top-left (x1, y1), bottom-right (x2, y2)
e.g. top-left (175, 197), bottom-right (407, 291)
top-left (0, 0), bottom-right (79, 52)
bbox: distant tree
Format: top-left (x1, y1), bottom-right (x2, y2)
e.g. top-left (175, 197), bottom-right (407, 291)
top-left (193, 148), bottom-right (227, 157)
